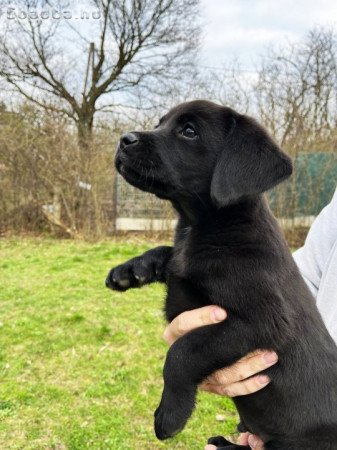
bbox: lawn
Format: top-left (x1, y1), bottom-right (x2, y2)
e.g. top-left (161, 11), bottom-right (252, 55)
top-left (0, 238), bottom-right (238, 450)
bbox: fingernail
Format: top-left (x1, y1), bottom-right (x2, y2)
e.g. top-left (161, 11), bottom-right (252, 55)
top-left (248, 435), bottom-right (258, 448)
top-left (211, 307), bottom-right (226, 322)
top-left (257, 374), bottom-right (270, 385)
top-left (262, 351), bottom-right (278, 365)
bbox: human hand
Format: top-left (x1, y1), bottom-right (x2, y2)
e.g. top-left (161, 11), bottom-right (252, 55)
top-left (237, 432), bottom-right (265, 449)
top-left (163, 306), bottom-right (277, 450)
top-left (204, 432), bottom-right (264, 450)
top-left (163, 305), bottom-right (278, 397)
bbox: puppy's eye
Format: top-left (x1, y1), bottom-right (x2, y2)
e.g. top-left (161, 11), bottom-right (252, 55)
top-left (181, 124), bottom-right (197, 139)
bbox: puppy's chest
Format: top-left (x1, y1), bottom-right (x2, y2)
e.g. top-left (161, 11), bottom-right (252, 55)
top-left (169, 227), bottom-right (219, 279)
top-left (169, 227), bottom-right (195, 278)
top-left (165, 229), bottom-right (211, 321)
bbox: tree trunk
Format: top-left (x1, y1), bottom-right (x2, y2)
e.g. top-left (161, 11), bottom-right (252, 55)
top-left (76, 110), bottom-right (95, 232)
top-left (77, 114), bottom-right (94, 153)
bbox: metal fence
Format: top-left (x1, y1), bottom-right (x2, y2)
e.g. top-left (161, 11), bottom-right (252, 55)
top-left (115, 174), bottom-right (176, 230)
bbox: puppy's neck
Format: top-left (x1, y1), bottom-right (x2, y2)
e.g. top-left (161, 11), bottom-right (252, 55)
top-left (171, 194), bottom-right (263, 229)
top-left (172, 195), bottom-right (286, 256)
top-left (171, 193), bottom-right (213, 224)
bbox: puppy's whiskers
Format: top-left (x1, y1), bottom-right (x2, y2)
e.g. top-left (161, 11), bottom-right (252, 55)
top-left (149, 166), bottom-right (155, 189)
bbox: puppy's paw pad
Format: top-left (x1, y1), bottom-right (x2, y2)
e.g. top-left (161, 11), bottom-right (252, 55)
top-left (116, 279), bottom-right (130, 288)
top-left (154, 406), bottom-right (184, 440)
top-left (105, 271), bottom-right (128, 291)
top-left (134, 274), bottom-right (146, 283)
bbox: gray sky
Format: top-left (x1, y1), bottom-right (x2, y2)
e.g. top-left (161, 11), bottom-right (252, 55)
top-left (200, 0), bottom-right (337, 69)
top-left (2, 0), bottom-right (337, 110)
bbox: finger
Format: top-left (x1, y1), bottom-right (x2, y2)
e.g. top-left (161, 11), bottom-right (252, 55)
top-left (204, 351), bottom-right (278, 386)
top-left (199, 371), bottom-right (271, 397)
top-left (163, 305), bottom-right (227, 345)
top-left (219, 373), bottom-right (271, 397)
top-left (238, 432), bottom-right (250, 445)
top-left (199, 381), bottom-right (226, 395)
top-left (248, 434), bottom-right (265, 449)
top-left (204, 446), bottom-right (217, 450)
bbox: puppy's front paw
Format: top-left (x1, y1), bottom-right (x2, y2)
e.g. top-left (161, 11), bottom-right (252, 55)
top-left (105, 258), bottom-right (150, 291)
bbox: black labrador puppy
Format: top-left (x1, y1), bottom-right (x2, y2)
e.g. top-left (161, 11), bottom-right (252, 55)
top-left (106, 100), bottom-right (337, 449)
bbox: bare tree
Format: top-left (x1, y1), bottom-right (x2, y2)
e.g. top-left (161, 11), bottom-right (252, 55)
top-left (0, 101), bottom-right (121, 237)
top-left (205, 61), bottom-right (253, 113)
top-left (0, 0), bottom-right (200, 150)
top-left (252, 27), bottom-right (337, 242)
top-left (255, 27), bottom-right (337, 153)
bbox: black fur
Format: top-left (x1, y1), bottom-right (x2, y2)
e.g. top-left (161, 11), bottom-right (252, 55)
top-left (106, 100), bottom-right (337, 449)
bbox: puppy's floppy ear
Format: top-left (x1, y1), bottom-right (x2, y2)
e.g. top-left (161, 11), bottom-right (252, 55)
top-left (210, 112), bottom-right (292, 207)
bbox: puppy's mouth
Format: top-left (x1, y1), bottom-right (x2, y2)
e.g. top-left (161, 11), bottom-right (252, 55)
top-left (115, 151), bottom-right (169, 197)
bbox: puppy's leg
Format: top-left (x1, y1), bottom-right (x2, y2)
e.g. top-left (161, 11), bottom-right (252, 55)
top-left (208, 435), bottom-right (250, 448)
top-left (213, 447), bottom-right (250, 449)
top-left (154, 321), bottom-right (256, 440)
top-left (211, 447), bottom-right (250, 449)
top-left (106, 246), bottom-right (172, 290)
top-left (237, 420), bottom-right (248, 433)
top-left (208, 436), bottom-right (234, 446)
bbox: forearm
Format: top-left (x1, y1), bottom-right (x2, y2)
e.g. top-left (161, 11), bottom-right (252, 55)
top-left (292, 188), bottom-right (337, 299)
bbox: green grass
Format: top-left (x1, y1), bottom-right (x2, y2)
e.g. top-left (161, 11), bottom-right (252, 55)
top-left (0, 238), bottom-right (238, 450)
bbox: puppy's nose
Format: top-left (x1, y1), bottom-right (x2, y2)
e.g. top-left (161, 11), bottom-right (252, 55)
top-left (120, 132), bottom-right (138, 148)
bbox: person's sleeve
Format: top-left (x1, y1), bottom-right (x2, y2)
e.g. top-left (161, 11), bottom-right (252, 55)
top-left (292, 188), bottom-right (337, 300)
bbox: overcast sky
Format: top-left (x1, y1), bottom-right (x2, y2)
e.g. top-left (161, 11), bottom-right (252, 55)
top-left (200, 0), bottom-right (337, 70)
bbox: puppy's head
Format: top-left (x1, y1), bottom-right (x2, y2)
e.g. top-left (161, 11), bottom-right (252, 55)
top-left (115, 100), bottom-right (292, 206)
